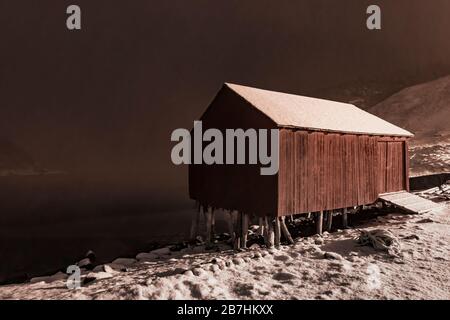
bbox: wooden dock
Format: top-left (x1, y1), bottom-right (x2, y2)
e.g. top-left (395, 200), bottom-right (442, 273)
top-left (379, 191), bottom-right (444, 214)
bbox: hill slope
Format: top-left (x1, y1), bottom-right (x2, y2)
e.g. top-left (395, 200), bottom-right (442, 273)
top-left (370, 76), bottom-right (450, 176)
top-left (370, 76), bottom-right (450, 137)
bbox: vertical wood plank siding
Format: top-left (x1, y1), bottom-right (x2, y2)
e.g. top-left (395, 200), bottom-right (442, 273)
top-left (278, 129), bottom-right (407, 216)
top-left (189, 87), bottom-right (279, 217)
top-left (404, 141), bottom-right (410, 191)
top-left (377, 142), bottom-right (387, 194)
top-left (189, 86), bottom-right (410, 218)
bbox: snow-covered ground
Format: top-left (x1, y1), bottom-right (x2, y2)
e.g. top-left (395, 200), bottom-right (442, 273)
top-left (0, 200), bottom-right (448, 300)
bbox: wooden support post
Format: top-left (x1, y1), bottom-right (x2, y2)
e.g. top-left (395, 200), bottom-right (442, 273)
top-left (264, 216), bottom-right (275, 248)
top-left (225, 210), bottom-right (235, 244)
top-left (342, 208), bottom-right (348, 228)
top-left (327, 210), bottom-right (333, 232)
top-left (280, 216), bottom-right (294, 244)
top-left (232, 210), bottom-right (239, 249)
top-left (205, 206), bottom-right (213, 245)
top-left (234, 237), bottom-right (241, 250)
top-left (274, 217), bottom-right (281, 247)
top-left (316, 211), bottom-right (323, 235)
top-left (201, 204), bottom-right (207, 220)
top-left (263, 216), bottom-right (269, 241)
top-left (211, 208), bottom-right (216, 239)
top-left (190, 204), bottom-right (202, 240)
top-left (307, 212), bottom-right (311, 219)
top-left (258, 217), bottom-right (265, 236)
top-left (193, 200), bottom-right (199, 215)
top-left (241, 213), bottom-right (249, 249)
top-left (233, 211), bottom-right (242, 250)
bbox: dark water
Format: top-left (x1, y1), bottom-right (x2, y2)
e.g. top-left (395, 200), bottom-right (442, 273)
top-left (0, 174), bottom-right (193, 284)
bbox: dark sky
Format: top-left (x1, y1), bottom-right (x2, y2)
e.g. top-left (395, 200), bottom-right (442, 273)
top-left (1, 0), bottom-right (450, 203)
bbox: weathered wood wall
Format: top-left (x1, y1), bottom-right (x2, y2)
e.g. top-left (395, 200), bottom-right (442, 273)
top-left (377, 139), bottom-right (408, 194)
top-left (189, 86), bottom-right (278, 217)
top-left (189, 85), bottom-right (410, 218)
top-left (278, 129), bottom-right (408, 216)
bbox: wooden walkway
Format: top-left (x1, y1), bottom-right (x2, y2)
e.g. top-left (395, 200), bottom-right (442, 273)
top-left (379, 191), bottom-right (444, 214)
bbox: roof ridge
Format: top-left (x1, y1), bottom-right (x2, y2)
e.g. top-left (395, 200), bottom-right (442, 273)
top-left (223, 82), bottom-right (414, 137)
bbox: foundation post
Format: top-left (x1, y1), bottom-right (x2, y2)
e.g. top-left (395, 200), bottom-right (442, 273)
top-left (327, 210), bottom-right (333, 232)
top-left (264, 216), bottom-right (275, 248)
top-left (242, 213), bottom-right (249, 249)
top-left (342, 208), bottom-right (348, 228)
top-left (211, 208), bottom-right (216, 239)
top-left (258, 217), bottom-right (265, 236)
top-left (316, 211), bottom-right (323, 235)
top-left (190, 203), bottom-right (202, 240)
top-left (274, 217), bottom-right (281, 247)
top-left (206, 206), bottom-right (213, 245)
top-left (280, 216), bottom-right (294, 244)
top-left (225, 210), bottom-right (235, 244)
top-left (233, 211), bottom-right (242, 250)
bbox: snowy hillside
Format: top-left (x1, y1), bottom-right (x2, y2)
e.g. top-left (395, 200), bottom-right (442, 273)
top-left (370, 75), bottom-right (450, 136)
top-left (370, 76), bottom-right (450, 176)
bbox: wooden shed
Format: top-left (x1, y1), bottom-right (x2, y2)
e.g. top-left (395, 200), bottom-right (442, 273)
top-left (189, 83), bottom-right (414, 247)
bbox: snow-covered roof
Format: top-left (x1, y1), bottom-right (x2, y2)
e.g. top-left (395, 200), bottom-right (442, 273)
top-left (225, 83), bottom-right (414, 137)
